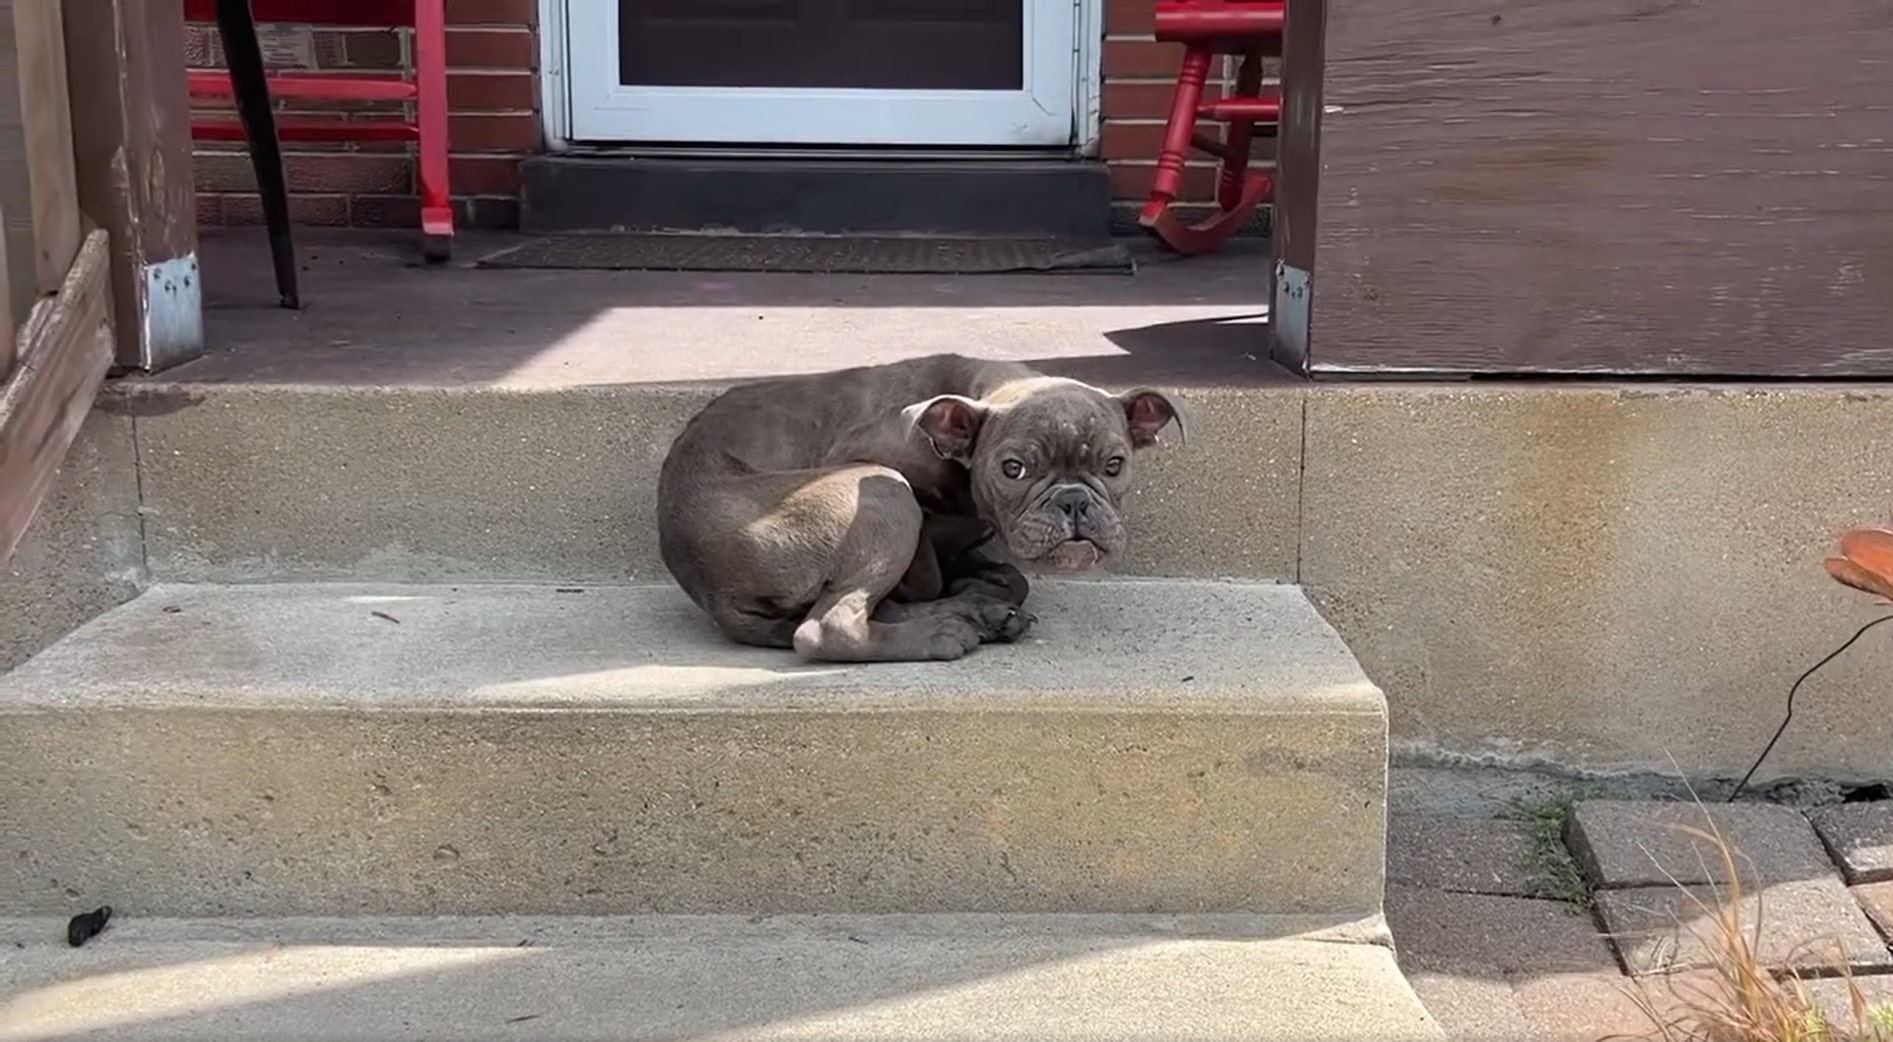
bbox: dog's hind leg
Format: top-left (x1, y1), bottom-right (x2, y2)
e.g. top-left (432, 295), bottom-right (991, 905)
top-left (897, 513), bottom-right (1030, 609)
top-left (786, 467), bottom-right (1031, 662)
top-left (673, 465), bottom-right (1031, 662)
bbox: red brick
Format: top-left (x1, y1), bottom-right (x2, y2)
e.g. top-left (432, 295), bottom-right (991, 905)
top-left (1105, 0), bottom-right (1155, 34)
top-left (183, 23), bottom-right (218, 66)
top-left (449, 154), bottom-right (521, 195)
top-left (1101, 119), bottom-right (1271, 161)
top-left (312, 29), bottom-right (406, 70)
top-left (1102, 121), bottom-right (1178, 160)
top-left (256, 24), bottom-right (319, 69)
top-left (351, 193), bottom-right (421, 228)
top-left (1102, 38), bottom-right (1185, 79)
top-left (196, 191), bottom-right (224, 227)
top-left (454, 194), bottom-right (520, 229)
top-left (449, 112), bottom-right (539, 151)
top-left (223, 192), bottom-right (351, 227)
top-left (296, 153), bottom-right (414, 194)
top-left (448, 71), bottom-right (535, 111)
top-left (447, 0), bottom-right (536, 24)
top-left (193, 151), bottom-right (256, 193)
top-left (1106, 161), bottom-right (1219, 201)
top-left (1102, 80), bottom-right (1223, 120)
top-left (446, 28), bottom-right (534, 69)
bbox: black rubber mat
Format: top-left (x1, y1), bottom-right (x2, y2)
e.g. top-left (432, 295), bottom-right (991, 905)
top-left (476, 234), bottom-right (1135, 275)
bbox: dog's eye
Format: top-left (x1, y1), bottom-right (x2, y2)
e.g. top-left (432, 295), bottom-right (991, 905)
top-left (1104, 456), bottom-right (1125, 477)
top-left (1001, 459), bottom-right (1026, 479)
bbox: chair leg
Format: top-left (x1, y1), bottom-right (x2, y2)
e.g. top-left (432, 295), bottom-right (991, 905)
top-left (215, 0), bottom-right (300, 308)
top-left (413, 0), bottom-right (454, 263)
top-left (1139, 47), bottom-right (1213, 227)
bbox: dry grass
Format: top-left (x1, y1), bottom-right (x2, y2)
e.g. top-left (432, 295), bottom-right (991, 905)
top-left (1605, 810), bottom-right (1893, 1042)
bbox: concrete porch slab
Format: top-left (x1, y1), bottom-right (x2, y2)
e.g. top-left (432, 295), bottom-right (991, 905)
top-left (0, 578), bottom-right (1387, 919)
top-left (0, 914), bottom-right (1442, 1042)
top-left (164, 229), bottom-right (1284, 390)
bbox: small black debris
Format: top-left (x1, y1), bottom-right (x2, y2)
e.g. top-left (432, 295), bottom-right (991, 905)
top-left (371, 610), bottom-right (402, 625)
top-left (1181, 675), bottom-right (1195, 683)
top-left (505, 1014), bottom-right (543, 1024)
top-left (554, 587), bottom-right (585, 594)
top-left (161, 605), bottom-right (182, 614)
top-left (67, 906), bottom-right (111, 947)
top-left (1843, 783), bottom-right (1893, 803)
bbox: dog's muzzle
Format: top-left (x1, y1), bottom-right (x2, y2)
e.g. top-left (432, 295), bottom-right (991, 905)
top-left (1035, 485), bottom-right (1111, 571)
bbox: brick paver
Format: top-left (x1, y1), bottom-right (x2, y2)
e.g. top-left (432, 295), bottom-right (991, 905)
top-left (1596, 876), bottom-right (1893, 976)
top-left (1390, 798), bottom-right (1893, 1042)
top-left (1386, 887), bottom-right (1617, 975)
top-left (1508, 971), bottom-right (1654, 1042)
top-left (1854, 880), bottom-right (1893, 943)
top-left (1814, 803), bottom-right (1893, 884)
top-left (1387, 816), bottom-right (1546, 898)
top-left (1568, 800), bottom-right (1835, 890)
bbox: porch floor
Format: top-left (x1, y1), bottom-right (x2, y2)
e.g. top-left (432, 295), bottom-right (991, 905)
top-left (133, 230), bottom-right (1292, 389)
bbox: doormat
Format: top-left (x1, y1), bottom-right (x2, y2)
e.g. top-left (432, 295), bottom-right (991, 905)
top-left (475, 234), bottom-right (1136, 275)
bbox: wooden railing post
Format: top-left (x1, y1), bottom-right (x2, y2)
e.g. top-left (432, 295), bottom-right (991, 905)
top-left (1267, 0), bottom-right (1327, 376)
top-left (62, 0), bottom-right (204, 373)
top-left (0, 0), bottom-right (120, 562)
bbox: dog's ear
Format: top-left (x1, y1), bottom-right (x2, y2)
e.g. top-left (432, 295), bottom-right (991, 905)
top-left (1117, 389), bottom-right (1183, 449)
top-left (902, 394), bottom-right (988, 461)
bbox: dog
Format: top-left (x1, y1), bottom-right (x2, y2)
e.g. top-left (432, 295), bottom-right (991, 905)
top-left (656, 354), bottom-right (1181, 663)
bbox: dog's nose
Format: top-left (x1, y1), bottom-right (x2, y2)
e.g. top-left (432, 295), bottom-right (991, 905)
top-left (1051, 486), bottom-right (1091, 517)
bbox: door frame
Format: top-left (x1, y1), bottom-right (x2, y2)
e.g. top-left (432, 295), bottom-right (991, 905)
top-left (537, 0), bottom-right (1106, 156)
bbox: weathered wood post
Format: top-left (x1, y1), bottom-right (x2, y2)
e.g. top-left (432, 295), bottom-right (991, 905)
top-left (1267, 0), bottom-right (1326, 375)
top-left (62, 0), bottom-right (205, 373)
top-left (0, 0), bottom-right (118, 559)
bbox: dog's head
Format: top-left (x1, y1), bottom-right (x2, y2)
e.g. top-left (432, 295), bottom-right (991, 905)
top-left (903, 377), bottom-right (1182, 571)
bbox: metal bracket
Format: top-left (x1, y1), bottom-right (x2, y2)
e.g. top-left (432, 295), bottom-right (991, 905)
top-left (141, 253), bottom-right (206, 373)
top-left (1271, 260), bottom-right (1311, 375)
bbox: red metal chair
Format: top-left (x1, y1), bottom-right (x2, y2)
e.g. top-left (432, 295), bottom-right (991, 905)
top-left (185, 0), bottom-right (453, 307)
top-left (1140, 0), bottom-right (1284, 255)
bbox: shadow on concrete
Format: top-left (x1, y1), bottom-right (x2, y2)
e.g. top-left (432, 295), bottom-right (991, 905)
top-left (0, 915), bottom-right (1414, 1041)
top-left (127, 229), bottom-right (1296, 390)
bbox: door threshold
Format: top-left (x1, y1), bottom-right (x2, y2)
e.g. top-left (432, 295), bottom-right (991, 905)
top-left (521, 155), bottom-right (1112, 237)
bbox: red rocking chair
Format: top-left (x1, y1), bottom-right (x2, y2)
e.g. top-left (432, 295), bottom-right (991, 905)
top-left (185, 0), bottom-right (453, 308)
top-left (1140, 0), bottom-right (1284, 255)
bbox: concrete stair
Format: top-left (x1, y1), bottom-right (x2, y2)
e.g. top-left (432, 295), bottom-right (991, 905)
top-left (1, 916), bottom-right (1434, 1041)
top-left (0, 578), bottom-right (1438, 1039)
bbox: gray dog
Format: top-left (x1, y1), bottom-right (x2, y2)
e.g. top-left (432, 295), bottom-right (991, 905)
top-left (657, 354), bottom-right (1181, 663)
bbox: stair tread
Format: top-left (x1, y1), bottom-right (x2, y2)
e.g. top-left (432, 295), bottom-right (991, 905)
top-left (0, 914), bottom-right (1442, 1041)
top-left (0, 579), bottom-right (1379, 713)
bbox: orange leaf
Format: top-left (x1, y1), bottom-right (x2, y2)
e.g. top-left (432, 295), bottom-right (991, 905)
top-left (1838, 524), bottom-right (1893, 582)
top-left (1825, 555), bottom-right (1893, 604)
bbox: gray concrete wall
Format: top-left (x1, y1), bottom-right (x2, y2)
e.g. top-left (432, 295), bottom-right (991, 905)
top-left (1300, 385), bottom-right (1893, 783)
top-left (58, 381), bottom-right (1893, 782)
top-left (0, 412), bottom-right (144, 671)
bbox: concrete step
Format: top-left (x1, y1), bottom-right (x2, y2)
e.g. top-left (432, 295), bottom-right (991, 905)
top-left (99, 378), bottom-right (1302, 587)
top-left (0, 578), bottom-right (1387, 920)
top-left (519, 156), bottom-right (1114, 238)
top-left (0, 914), bottom-right (1441, 1041)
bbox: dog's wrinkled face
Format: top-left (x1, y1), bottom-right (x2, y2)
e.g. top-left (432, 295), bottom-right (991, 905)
top-left (904, 378), bottom-right (1181, 571)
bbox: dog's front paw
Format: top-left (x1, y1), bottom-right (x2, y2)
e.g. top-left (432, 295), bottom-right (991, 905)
top-left (923, 617), bottom-right (985, 660)
top-left (967, 600), bottom-right (1034, 644)
top-left (948, 562), bottom-right (1030, 607)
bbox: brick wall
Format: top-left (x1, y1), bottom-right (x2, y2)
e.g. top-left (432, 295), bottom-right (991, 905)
top-left (188, 0), bottom-right (538, 231)
top-left (1099, 0), bottom-right (1277, 229)
top-left (189, 1), bottom-right (1264, 231)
